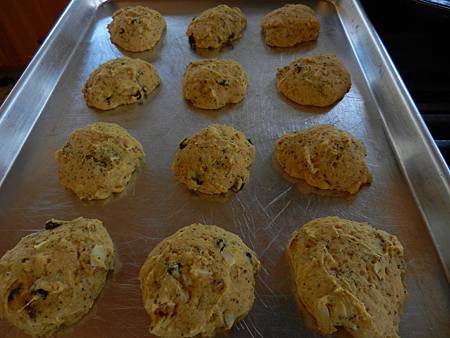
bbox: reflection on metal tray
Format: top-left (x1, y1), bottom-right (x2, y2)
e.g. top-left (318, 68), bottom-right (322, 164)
top-left (0, 0), bottom-right (449, 337)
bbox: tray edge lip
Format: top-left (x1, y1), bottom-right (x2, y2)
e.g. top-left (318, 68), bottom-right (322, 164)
top-left (338, 0), bottom-right (450, 282)
top-left (0, 0), bottom-right (102, 187)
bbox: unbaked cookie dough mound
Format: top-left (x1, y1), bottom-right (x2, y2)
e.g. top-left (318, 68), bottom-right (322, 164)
top-left (108, 6), bottom-right (166, 52)
top-left (56, 122), bottom-right (145, 200)
top-left (261, 4), bottom-right (320, 47)
top-left (277, 54), bottom-right (351, 107)
top-left (275, 124), bottom-right (371, 194)
top-left (288, 216), bottom-right (407, 338)
top-left (183, 59), bottom-right (248, 110)
top-left (0, 217), bottom-right (115, 337)
top-left (83, 57), bottom-right (160, 110)
top-left (140, 223), bottom-right (260, 338)
top-left (172, 124), bottom-right (255, 195)
top-left (187, 5), bottom-right (247, 50)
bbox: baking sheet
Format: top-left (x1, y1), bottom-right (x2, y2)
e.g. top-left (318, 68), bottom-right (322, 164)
top-left (0, 0), bottom-right (449, 337)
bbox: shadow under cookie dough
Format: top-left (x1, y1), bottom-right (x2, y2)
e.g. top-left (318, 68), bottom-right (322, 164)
top-left (276, 91), bottom-right (338, 114)
top-left (262, 37), bottom-right (318, 55)
top-left (189, 38), bottom-right (241, 57)
top-left (185, 99), bottom-right (245, 117)
top-left (175, 181), bottom-right (251, 203)
top-left (273, 158), bottom-right (367, 199)
top-left (187, 188), bottom-right (241, 203)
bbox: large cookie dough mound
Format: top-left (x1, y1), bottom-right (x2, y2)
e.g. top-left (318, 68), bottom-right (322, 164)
top-left (183, 59), bottom-right (248, 109)
top-left (277, 54), bottom-right (351, 107)
top-left (140, 223), bottom-right (260, 337)
top-left (172, 124), bottom-right (255, 195)
top-left (83, 57), bottom-right (160, 110)
top-left (108, 6), bottom-right (166, 52)
top-left (261, 4), bottom-right (320, 47)
top-left (56, 122), bottom-right (145, 200)
top-left (0, 217), bottom-right (115, 337)
top-left (187, 5), bottom-right (246, 49)
top-left (288, 216), bottom-right (407, 338)
top-left (275, 125), bottom-right (371, 194)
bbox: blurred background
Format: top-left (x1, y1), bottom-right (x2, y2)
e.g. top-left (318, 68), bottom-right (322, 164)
top-left (0, 0), bottom-right (449, 162)
top-left (0, 0), bottom-right (68, 100)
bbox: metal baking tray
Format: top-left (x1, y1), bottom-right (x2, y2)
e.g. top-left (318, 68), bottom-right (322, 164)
top-left (0, 0), bottom-right (449, 337)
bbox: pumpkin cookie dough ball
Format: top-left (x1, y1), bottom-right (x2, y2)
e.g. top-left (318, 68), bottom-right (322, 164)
top-left (275, 125), bottom-right (371, 194)
top-left (56, 122), bottom-right (144, 200)
top-left (277, 54), bottom-right (351, 107)
top-left (187, 5), bottom-right (246, 50)
top-left (107, 6), bottom-right (166, 52)
top-left (261, 4), bottom-right (320, 47)
top-left (140, 223), bottom-right (260, 337)
top-left (288, 216), bottom-right (407, 338)
top-left (183, 59), bottom-right (248, 110)
top-left (0, 217), bottom-right (115, 337)
top-left (172, 124), bottom-right (255, 195)
top-left (83, 57), bottom-right (160, 110)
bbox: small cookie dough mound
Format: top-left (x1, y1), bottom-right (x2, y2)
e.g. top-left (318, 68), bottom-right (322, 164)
top-left (277, 54), bottom-right (351, 107)
top-left (275, 125), bottom-right (371, 194)
top-left (187, 5), bottom-right (246, 49)
top-left (288, 216), bottom-right (407, 338)
top-left (83, 57), bottom-right (160, 110)
top-left (140, 223), bottom-right (260, 337)
top-left (183, 59), bottom-right (248, 110)
top-left (172, 124), bottom-right (255, 195)
top-left (107, 6), bottom-right (166, 52)
top-left (0, 217), bottom-right (114, 337)
top-left (261, 4), bottom-right (320, 47)
top-left (56, 122), bottom-right (145, 200)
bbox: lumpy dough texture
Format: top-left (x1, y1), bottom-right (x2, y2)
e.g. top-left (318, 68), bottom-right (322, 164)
top-left (187, 5), bottom-right (246, 49)
top-left (108, 6), bottom-right (166, 52)
top-left (261, 4), bottom-right (320, 47)
top-left (277, 54), bottom-right (351, 107)
top-left (83, 57), bottom-right (160, 110)
top-left (287, 216), bottom-right (407, 338)
top-left (172, 124), bottom-right (255, 195)
top-left (183, 59), bottom-right (248, 109)
top-left (139, 223), bottom-right (261, 337)
top-left (275, 124), bottom-right (371, 194)
top-left (56, 122), bottom-right (144, 200)
top-left (0, 217), bottom-right (114, 337)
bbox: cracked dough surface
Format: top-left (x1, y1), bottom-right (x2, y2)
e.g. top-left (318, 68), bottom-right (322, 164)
top-left (83, 57), bottom-right (160, 110)
top-left (56, 122), bottom-right (144, 200)
top-left (275, 124), bottom-right (371, 194)
top-left (261, 4), bottom-right (320, 47)
top-left (172, 124), bottom-right (255, 195)
top-left (108, 6), bottom-right (166, 52)
top-left (0, 217), bottom-right (114, 337)
top-left (288, 216), bottom-right (407, 338)
top-left (187, 5), bottom-right (246, 49)
top-left (140, 223), bottom-right (260, 338)
top-left (183, 59), bottom-right (248, 110)
top-left (277, 54), bottom-right (351, 107)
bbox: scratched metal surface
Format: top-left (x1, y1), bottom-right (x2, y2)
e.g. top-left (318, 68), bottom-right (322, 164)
top-left (0, 0), bottom-right (449, 337)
